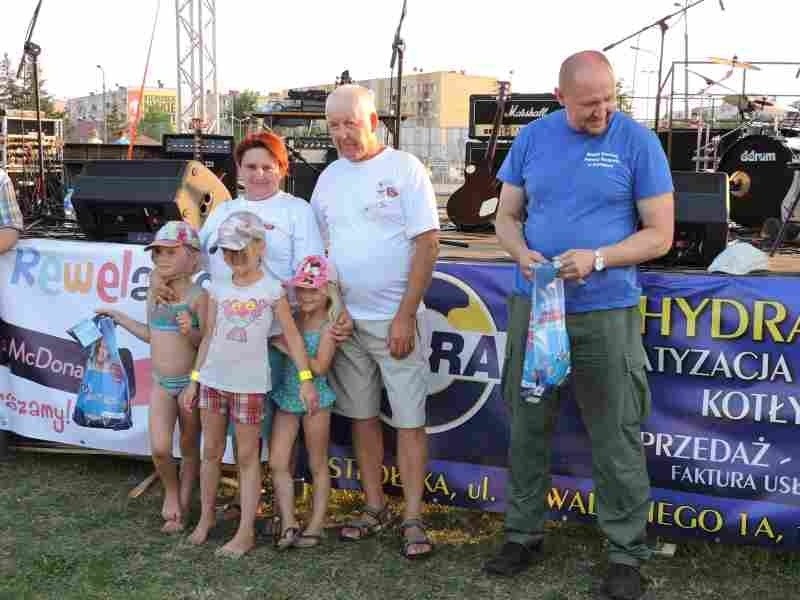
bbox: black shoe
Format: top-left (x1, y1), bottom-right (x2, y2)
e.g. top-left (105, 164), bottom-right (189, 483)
top-left (603, 563), bottom-right (647, 600)
top-left (483, 541), bottom-right (543, 576)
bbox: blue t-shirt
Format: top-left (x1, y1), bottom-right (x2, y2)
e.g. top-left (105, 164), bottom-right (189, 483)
top-left (497, 110), bottom-right (673, 313)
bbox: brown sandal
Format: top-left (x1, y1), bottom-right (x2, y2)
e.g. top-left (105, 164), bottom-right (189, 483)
top-left (275, 526), bottom-right (300, 551)
top-left (339, 504), bottom-right (395, 541)
top-left (292, 530), bottom-right (323, 548)
top-left (399, 518), bottom-right (434, 560)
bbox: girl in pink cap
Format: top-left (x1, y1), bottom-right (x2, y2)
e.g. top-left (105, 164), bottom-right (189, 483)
top-left (269, 254), bottom-right (341, 549)
top-left (96, 220), bottom-right (207, 534)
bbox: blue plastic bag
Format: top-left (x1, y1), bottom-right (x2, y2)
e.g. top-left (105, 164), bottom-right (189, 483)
top-left (520, 262), bottom-right (571, 400)
top-left (72, 316), bottom-right (133, 430)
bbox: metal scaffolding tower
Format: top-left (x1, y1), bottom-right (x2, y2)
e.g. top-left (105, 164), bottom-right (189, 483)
top-left (175, 0), bottom-right (218, 132)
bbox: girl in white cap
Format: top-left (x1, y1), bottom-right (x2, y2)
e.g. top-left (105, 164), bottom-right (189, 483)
top-left (181, 211), bottom-right (319, 558)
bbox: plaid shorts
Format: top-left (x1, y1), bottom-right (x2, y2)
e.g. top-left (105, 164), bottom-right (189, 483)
top-left (198, 385), bottom-right (265, 425)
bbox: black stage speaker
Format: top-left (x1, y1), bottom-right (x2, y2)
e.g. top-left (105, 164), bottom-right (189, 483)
top-left (70, 159), bottom-right (231, 241)
top-left (284, 139), bottom-right (337, 200)
top-left (465, 141), bottom-right (511, 175)
top-left (162, 134), bottom-right (238, 198)
top-left (648, 171), bottom-right (729, 268)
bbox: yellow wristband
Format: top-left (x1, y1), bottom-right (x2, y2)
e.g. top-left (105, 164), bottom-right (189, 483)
top-left (190, 370), bottom-right (200, 382)
top-left (298, 369), bottom-right (313, 382)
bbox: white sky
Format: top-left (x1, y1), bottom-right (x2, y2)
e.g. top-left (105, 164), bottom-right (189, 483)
top-left (3, 0), bottom-right (800, 109)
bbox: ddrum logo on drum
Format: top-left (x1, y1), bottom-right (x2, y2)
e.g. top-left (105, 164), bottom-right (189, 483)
top-left (741, 149), bottom-right (777, 162)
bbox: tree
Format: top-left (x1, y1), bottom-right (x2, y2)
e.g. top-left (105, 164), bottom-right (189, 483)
top-left (105, 103), bottom-right (127, 138)
top-left (616, 79), bottom-right (633, 115)
top-left (0, 53), bottom-right (25, 110)
top-left (0, 52), bottom-right (57, 116)
top-left (232, 89), bottom-right (260, 120)
top-left (137, 105), bottom-right (174, 141)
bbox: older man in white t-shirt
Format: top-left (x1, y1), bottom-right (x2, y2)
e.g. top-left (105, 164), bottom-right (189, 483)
top-left (312, 85), bottom-right (439, 559)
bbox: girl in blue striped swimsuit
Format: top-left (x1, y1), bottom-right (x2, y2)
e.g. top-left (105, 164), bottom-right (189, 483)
top-left (97, 221), bottom-right (208, 533)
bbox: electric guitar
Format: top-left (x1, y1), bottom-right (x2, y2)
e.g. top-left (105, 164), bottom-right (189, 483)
top-left (446, 81), bottom-right (511, 228)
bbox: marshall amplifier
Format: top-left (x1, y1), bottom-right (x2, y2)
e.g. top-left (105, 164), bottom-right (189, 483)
top-left (469, 93), bottom-right (561, 141)
top-left (465, 141), bottom-right (511, 174)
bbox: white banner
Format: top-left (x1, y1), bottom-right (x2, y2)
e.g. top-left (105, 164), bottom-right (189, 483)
top-left (0, 239), bottom-right (156, 456)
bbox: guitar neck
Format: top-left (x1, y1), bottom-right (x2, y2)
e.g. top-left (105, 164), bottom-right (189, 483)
top-left (484, 83), bottom-right (509, 169)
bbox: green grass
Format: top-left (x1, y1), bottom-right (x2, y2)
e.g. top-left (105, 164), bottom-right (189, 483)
top-left (2, 452), bottom-right (800, 600)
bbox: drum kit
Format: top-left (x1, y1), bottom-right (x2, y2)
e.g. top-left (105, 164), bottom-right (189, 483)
top-left (691, 57), bottom-right (800, 229)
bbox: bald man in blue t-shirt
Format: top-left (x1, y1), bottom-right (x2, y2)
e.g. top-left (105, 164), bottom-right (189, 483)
top-left (484, 51), bottom-right (674, 600)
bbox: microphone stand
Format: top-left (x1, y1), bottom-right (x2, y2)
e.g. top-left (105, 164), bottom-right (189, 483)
top-left (15, 0), bottom-right (50, 219)
top-left (389, 0), bottom-right (407, 149)
top-left (603, 0), bottom-right (710, 132)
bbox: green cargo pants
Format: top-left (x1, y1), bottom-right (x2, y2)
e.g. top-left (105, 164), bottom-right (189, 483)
top-left (502, 294), bottom-right (652, 567)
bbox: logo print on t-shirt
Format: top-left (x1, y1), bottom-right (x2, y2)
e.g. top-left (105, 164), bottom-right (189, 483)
top-left (584, 151), bottom-right (620, 169)
top-left (222, 298), bottom-right (269, 342)
top-left (376, 180), bottom-right (399, 200)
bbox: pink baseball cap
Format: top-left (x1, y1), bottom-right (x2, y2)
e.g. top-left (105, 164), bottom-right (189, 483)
top-left (286, 255), bottom-right (338, 289)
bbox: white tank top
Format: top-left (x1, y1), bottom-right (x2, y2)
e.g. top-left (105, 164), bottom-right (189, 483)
top-left (198, 274), bottom-right (284, 393)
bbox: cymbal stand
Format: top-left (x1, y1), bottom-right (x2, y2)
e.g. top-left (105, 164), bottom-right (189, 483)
top-left (771, 161), bottom-right (800, 256)
top-left (603, 0), bottom-right (712, 131)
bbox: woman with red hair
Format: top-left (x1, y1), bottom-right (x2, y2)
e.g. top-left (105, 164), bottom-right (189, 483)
top-left (155, 130), bottom-right (349, 554)
top-left (201, 130), bottom-right (318, 284)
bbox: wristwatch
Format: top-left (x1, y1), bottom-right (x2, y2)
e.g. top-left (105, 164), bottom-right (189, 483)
top-left (593, 250), bottom-right (606, 272)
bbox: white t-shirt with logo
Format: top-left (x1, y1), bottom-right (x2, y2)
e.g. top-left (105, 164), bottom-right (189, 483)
top-left (199, 191), bottom-right (324, 283)
top-left (198, 275), bottom-right (284, 393)
top-left (311, 148), bottom-right (439, 320)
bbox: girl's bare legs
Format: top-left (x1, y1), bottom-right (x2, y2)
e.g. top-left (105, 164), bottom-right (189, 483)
top-left (149, 385), bottom-right (181, 532)
top-left (188, 410), bottom-right (227, 545)
top-left (177, 398), bottom-right (201, 518)
top-left (218, 422), bottom-right (261, 557)
top-left (269, 410), bottom-right (302, 537)
top-left (301, 409), bottom-right (332, 537)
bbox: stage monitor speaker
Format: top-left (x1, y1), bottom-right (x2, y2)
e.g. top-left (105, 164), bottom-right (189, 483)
top-left (284, 145), bottom-right (337, 201)
top-left (465, 141), bottom-right (511, 175)
top-left (70, 159), bottom-right (231, 242)
top-left (162, 134), bottom-right (238, 198)
top-left (648, 171), bottom-right (729, 268)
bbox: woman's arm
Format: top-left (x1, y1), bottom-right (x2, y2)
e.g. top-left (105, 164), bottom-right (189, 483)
top-left (178, 289), bottom-right (208, 348)
top-left (308, 324), bottom-right (337, 376)
top-left (274, 296), bottom-right (320, 414)
top-left (179, 296), bottom-right (216, 411)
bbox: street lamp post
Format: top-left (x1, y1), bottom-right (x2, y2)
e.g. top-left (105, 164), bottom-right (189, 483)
top-left (674, 1), bottom-right (690, 120)
top-left (631, 46), bottom-right (657, 119)
top-left (96, 65), bottom-right (107, 143)
top-left (642, 69), bottom-right (657, 125)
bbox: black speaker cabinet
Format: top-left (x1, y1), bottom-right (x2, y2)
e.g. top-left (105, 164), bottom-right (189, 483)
top-left (70, 159), bottom-right (231, 242)
top-left (465, 141), bottom-right (511, 175)
top-left (647, 171), bottom-right (729, 268)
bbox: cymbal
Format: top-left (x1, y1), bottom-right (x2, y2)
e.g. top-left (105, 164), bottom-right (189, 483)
top-left (708, 56), bottom-right (761, 70)
top-left (723, 94), bottom-right (775, 109)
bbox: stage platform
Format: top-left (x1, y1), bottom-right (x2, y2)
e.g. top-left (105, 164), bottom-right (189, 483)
top-left (20, 216), bottom-right (800, 275)
top-left (436, 227), bottom-right (800, 275)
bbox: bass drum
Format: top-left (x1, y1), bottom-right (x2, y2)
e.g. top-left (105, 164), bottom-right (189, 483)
top-left (718, 134), bottom-right (798, 227)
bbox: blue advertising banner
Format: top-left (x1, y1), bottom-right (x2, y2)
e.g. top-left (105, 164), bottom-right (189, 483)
top-left (330, 263), bottom-right (800, 549)
top-left (2, 239), bottom-right (799, 548)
